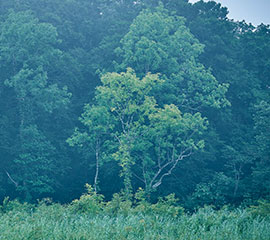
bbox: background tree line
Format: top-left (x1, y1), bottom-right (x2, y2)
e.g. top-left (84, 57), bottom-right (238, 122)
top-left (0, 0), bottom-right (269, 209)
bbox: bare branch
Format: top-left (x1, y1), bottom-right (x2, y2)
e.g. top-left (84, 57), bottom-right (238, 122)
top-left (150, 160), bottom-right (173, 188)
top-left (151, 149), bottom-right (192, 189)
top-left (132, 172), bottom-right (146, 185)
top-left (5, 170), bottom-right (18, 187)
top-left (114, 134), bottom-right (122, 144)
top-left (94, 139), bottom-right (100, 193)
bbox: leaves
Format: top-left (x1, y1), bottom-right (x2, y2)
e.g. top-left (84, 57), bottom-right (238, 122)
top-left (71, 68), bottom-right (207, 195)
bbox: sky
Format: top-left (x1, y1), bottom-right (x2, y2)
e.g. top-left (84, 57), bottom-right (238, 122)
top-left (189, 0), bottom-right (270, 26)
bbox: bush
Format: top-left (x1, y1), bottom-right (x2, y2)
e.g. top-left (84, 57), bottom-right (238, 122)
top-left (105, 191), bottom-right (133, 216)
top-left (69, 184), bottom-right (104, 215)
top-left (248, 199), bottom-right (270, 218)
top-left (134, 188), bottom-right (184, 217)
top-left (151, 193), bottom-right (184, 217)
top-left (0, 197), bottom-right (33, 214)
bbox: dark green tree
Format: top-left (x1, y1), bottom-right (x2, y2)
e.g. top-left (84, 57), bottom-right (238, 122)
top-left (251, 101), bottom-right (270, 199)
top-left (0, 11), bottom-right (70, 200)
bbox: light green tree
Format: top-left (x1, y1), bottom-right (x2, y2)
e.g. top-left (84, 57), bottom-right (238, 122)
top-left (115, 5), bottom-right (229, 111)
top-left (70, 69), bottom-right (207, 195)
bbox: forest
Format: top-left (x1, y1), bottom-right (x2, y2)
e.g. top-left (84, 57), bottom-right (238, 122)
top-left (0, 0), bottom-right (270, 211)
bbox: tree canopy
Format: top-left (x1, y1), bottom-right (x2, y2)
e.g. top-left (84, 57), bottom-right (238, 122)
top-left (0, 0), bottom-right (269, 208)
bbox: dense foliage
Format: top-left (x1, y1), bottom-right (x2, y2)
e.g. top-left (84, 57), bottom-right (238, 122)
top-left (0, 0), bottom-right (269, 210)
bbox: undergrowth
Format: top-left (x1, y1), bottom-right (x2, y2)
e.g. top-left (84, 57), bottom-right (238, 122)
top-left (0, 185), bottom-right (269, 240)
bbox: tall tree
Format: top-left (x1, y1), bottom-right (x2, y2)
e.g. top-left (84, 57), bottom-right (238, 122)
top-left (0, 11), bottom-right (70, 200)
top-left (70, 69), bottom-right (207, 196)
top-left (115, 5), bottom-right (229, 111)
top-left (112, 5), bottom-right (230, 201)
top-left (251, 101), bottom-right (270, 199)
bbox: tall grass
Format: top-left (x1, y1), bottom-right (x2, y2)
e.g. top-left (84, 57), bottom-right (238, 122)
top-left (0, 189), bottom-right (269, 240)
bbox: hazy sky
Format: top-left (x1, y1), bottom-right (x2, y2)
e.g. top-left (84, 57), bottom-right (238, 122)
top-left (189, 0), bottom-right (270, 26)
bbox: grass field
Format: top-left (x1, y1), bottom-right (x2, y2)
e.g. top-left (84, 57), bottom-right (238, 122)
top-left (0, 198), bottom-right (270, 240)
top-left (1, 187), bottom-right (270, 240)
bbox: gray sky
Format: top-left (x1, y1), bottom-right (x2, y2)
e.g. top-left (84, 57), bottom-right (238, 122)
top-left (189, 0), bottom-right (270, 26)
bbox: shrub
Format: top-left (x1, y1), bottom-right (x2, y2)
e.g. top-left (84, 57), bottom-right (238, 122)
top-left (248, 199), bottom-right (270, 218)
top-left (134, 188), bottom-right (184, 217)
top-left (69, 184), bottom-right (104, 215)
top-left (0, 197), bottom-right (33, 214)
top-left (151, 194), bottom-right (184, 217)
top-left (104, 191), bottom-right (132, 216)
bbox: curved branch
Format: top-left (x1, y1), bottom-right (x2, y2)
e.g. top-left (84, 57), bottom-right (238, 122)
top-left (151, 149), bottom-right (192, 189)
top-left (5, 170), bottom-right (18, 187)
